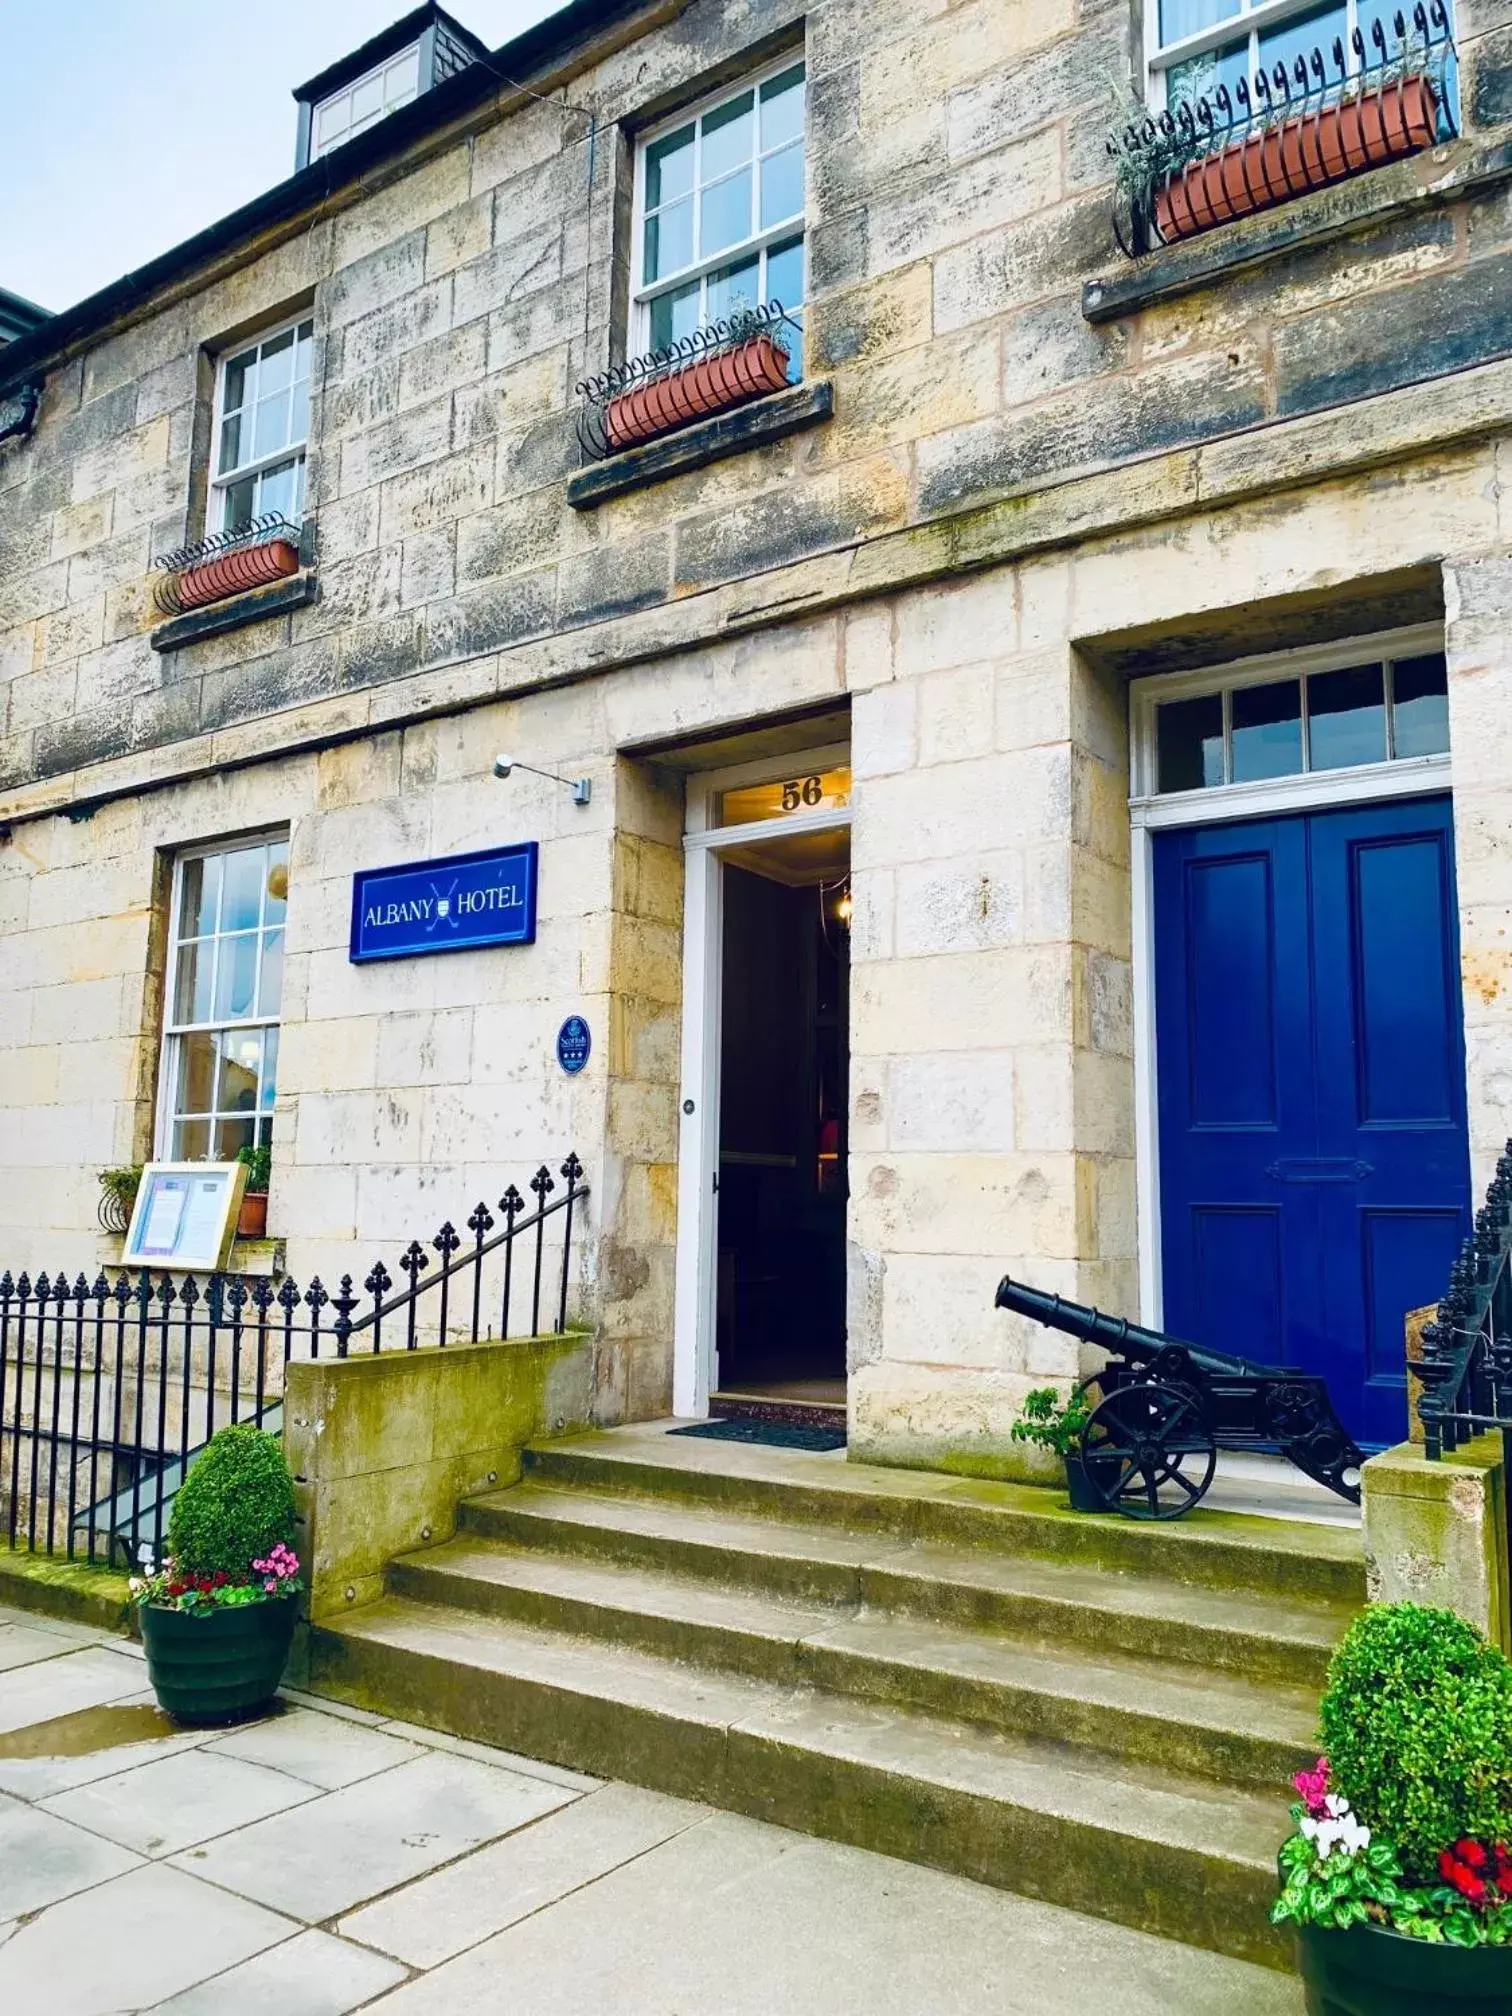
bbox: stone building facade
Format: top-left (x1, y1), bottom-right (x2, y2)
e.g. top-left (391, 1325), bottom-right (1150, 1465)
top-left (2, 0), bottom-right (1511, 1473)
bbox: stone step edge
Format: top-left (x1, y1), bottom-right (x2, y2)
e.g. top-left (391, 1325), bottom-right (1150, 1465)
top-left (466, 1485), bottom-right (1349, 1684)
top-left (387, 1542), bottom-right (1317, 1793)
top-left (308, 1600), bottom-right (1291, 1971)
top-left (522, 1441), bottom-right (1365, 1605)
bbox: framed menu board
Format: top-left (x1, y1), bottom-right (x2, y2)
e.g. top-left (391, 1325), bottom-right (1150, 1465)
top-left (122, 1163), bottom-right (248, 1272)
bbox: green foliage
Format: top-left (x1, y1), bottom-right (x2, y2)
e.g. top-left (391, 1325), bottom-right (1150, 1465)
top-left (98, 1165), bottom-right (143, 1210)
top-left (236, 1144), bottom-right (272, 1194)
top-left (1107, 64), bottom-right (1217, 203)
top-left (167, 1424), bottom-right (296, 1581)
top-left (1321, 1604), bottom-right (1512, 1884)
top-left (1010, 1386), bottom-right (1093, 1459)
top-left (1272, 1812), bottom-right (1411, 1934)
top-left (1272, 1817), bottom-right (1512, 1945)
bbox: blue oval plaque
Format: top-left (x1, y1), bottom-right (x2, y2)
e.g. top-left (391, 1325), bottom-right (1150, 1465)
top-left (557, 1015), bottom-right (592, 1075)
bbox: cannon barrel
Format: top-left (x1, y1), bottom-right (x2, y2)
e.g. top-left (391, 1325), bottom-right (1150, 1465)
top-left (996, 1273), bottom-right (1365, 1503)
top-left (995, 1274), bottom-right (1279, 1380)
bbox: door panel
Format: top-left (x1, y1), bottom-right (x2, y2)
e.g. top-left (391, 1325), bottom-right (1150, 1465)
top-left (1310, 799), bottom-right (1470, 1442)
top-left (1185, 852), bottom-right (1280, 1128)
top-left (1154, 794), bottom-right (1471, 1447)
top-left (1190, 1205), bottom-right (1286, 1364)
top-left (1154, 815), bottom-right (1323, 1376)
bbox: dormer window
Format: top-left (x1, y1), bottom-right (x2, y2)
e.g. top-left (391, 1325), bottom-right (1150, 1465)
top-left (312, 46), bottom-right (422, 159)
top-left (292, 5), bottom-right (486, 171)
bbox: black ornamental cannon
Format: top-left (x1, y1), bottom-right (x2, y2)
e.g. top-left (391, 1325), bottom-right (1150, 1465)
top-left (995, 1276), bottom-right (1366, 1520)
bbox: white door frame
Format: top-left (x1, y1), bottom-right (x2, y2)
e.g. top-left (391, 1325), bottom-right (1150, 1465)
top-left (672, 745), bottom-right (852, 1417)
top-left (1128, 623), bottom-right (1451, 1328)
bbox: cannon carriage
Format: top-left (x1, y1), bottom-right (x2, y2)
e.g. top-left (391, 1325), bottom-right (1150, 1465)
top-left (995, 1277), bottom-right (1365, 1520)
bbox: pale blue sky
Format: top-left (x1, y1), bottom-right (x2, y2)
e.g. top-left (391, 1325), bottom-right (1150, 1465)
top-left (0, 1), bottom-right (567, 314)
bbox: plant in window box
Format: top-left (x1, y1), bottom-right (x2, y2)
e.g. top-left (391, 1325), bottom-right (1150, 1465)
top-left (1010, 1386), bottom-right (1099, 1510)
top-left (152, 513), bottom-right (301, 617)
top-left (1109, 7), bottom-right (1453, 256)
top-left (236, 1144), bottom-right (271, 1240)
top-left (1272, 1603), bottom-right (1512, 2011)
top-left (581, 299), bottom-right (795, 458)
top-left (97, 1164), bottom-right (143, 1235)
top-left (131, 1424), bottom-right (303, 1725)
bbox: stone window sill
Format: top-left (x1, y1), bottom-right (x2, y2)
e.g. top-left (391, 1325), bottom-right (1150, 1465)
top-left (1082, 138), bottom-right (1512, 325)
top-left (98, 1233), bottom-right (287, 1277)
top-left (150, 571), bottom-right (318, 653)
top-left (566, 380), bottom-right (834, 510)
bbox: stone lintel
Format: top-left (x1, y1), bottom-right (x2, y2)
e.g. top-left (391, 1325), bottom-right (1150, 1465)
top-left (149, 572), bottom-right (320, 653)
top-left (567, 382), bottom-right (835, 510)
top-left (1082, 141), bottom-right (1512, 326)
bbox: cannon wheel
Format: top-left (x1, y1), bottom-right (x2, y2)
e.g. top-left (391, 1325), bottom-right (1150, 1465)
top-left (1079, 1380), bottom-right (1217, 1520)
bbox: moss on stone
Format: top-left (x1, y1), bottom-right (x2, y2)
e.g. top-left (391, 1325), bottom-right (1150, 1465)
top-left (0, 1548), bottom-right (135, 1635)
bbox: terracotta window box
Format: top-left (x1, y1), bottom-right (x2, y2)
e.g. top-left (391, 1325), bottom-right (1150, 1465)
top-left (153, 515), bottom-right (302, 618)
top-left (576, 305), bottom-right (799, 461)
top-left (1106, 8), bottom-right (1457, 261)
top-left (1155, 74), bottom-right (1440, 244)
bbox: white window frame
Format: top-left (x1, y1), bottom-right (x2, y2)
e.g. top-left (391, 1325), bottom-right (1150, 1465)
top-left (673, 741), bottom-right (851, 1417)
top-left (1145, 0), bottom-right (1449, 109)
top-left (207, 314), bottom-right (314, 537)
top-left (155, 832), bottom-right (290, 1164)
top-left (311, 44), bottom-right (422, 159)
top-left (630, 52), bottom-right (807, 359)
top-left (1127, 623), bottom-right (1452, 1330)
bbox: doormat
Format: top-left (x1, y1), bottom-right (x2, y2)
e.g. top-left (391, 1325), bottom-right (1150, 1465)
top-left (670, 1418), bottom-right (847, 1453)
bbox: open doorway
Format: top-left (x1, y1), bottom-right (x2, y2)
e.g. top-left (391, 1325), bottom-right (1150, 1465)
top-left (716, 823), bottom-right (850, 1408)
top-left (672, 741), bottom-right (852, 1420)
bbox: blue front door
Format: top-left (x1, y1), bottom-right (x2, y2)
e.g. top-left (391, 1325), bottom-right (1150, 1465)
top-left (1153, 795), bottom-right (1471, 1447)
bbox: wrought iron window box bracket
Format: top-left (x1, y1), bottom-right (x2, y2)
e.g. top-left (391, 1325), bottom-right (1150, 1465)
top-left (567, 379), bottom-right (833, 511)
top-left (1085, 134), bottom-right (1511, 326)
top-left (150, 570), bottom-right (319, 654)
top-left (1100, 4), bottom-right (1458, 282)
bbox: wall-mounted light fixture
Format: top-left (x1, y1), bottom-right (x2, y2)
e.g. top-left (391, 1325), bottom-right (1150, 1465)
top-left (493, 753), bottom-right (592, 807)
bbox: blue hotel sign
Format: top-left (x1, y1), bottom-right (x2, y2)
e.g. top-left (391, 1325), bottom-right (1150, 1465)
top-left (349, 842), bottom-right (538, 963)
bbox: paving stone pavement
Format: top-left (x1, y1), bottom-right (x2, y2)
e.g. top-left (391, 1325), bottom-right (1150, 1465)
top-left (0, 1604), bottom-right (1306, 2014)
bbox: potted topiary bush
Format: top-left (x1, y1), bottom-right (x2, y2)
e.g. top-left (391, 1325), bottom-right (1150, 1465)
top-left (131, 1423), bottom-right (302, 1724)
top-left (1273, 1602), bottom-right (1512, 2011)
top-left (235, 1143), bottom-right (271, 1239)
top-left (1010, 1386), bottom-right (1098, 1510)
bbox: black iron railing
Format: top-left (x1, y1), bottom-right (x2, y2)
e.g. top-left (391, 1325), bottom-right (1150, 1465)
top-left (0, 1155), bottom-right (587, 1568)
top-left (574, 300), bottom-right (800, 460)
top-left (1416, 1145), bottom-right (1512, 1461)
top-left (1107, 3), bottom-right (1456, 256)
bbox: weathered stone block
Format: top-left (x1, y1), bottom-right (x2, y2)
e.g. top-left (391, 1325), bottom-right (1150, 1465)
top-left (285, 1332), bottom-right (593, 1617)
top-left (1363, 1435), bottom-right (1511, 1652)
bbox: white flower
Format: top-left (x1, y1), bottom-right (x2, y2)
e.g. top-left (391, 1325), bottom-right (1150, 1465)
top-left (1300, 1793), bottom-right (1371, 1860)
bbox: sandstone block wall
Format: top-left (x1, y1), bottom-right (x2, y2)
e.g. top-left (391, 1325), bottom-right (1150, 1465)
top-left (5, 0), bottom-right (1512, 805)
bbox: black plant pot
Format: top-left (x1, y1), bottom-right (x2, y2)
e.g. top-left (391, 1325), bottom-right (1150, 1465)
top-left (1297, 1921), bottom-right (1512, 2013)
top-left (1065, 1452), bottom-right (1102, 1513)
top-left (139, 1597), bottom-right (297, 1726)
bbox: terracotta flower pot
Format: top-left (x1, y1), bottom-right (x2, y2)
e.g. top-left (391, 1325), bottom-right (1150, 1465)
top-left (173, 536), bottom-right (300, 613)
top-left (604, 332), bottom-right (791, 452)
top-left (1155, 74), bottom-right (1438, 244)
top-left (237, 1192), bottom-right (268, 1240)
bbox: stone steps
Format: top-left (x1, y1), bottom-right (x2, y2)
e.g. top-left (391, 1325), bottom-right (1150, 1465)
top-left (521, 1428), bottom-right (1366, 1606)
top-left (309, 1595), bottom-right (1291, 1968)
top-left (388, 1533), bottom-right (1320, 1790)
top-left (462, 1479), bottom-right (1352, 1687)
top-left (305, 1423), bottom-right (1364, 1967)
